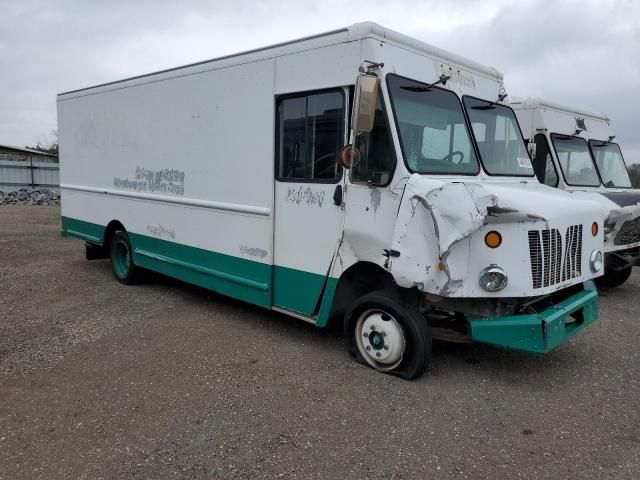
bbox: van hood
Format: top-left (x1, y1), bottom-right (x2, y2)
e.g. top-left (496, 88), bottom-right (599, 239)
top-left (599, 190), bottom-right (640, 208)
top-left (389, 175), bottom-right (606, 297)
top-left (394, 175), bottom-right (605, 259)
top-left (569, 189), bottom-right (640, 250)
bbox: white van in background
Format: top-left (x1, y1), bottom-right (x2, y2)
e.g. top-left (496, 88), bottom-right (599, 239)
top-left (58, 23), bottom-right (605, 379)
top-left (513, 98), bottom-right (640, 287)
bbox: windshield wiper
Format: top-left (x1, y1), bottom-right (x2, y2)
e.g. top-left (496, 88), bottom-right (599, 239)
top-left (470, 92), bottom-right (508, 110)
top-left (400, 74), bottom-right (451, 93)
top-left (593, 136), bottom-right (616, 147)
top-left (401, 86), bottom-right (432, 93)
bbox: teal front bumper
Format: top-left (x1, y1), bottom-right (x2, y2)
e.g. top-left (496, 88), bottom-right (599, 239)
top-left (468, 282), bottom-right (599, 355)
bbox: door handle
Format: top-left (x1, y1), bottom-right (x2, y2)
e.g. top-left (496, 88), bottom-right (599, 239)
top-left (333, 184), bottom-right (343, 206)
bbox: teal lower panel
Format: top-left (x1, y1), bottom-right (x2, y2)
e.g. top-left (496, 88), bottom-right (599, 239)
top-left (272, 265), bottom-right (329, 316)
top-left (60, 216), bottom-right (340, 321)
top-left (61, 216), bottom-right (105, 245)
top-left (130, 232), bottom-right (273, 309)
top-left (316, 277), bottom-right (339, 327)
top-left (468, 283), bottom-right (599, 354)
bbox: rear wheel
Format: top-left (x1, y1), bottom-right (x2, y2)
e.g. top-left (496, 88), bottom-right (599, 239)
top-left (595, 266), bottom-right (632, 289)
top-left (345, 291), bottom-right (431, 380)
top-left (110, 230), bottom-right (139, 285)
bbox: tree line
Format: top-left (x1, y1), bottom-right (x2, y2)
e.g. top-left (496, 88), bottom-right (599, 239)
top-left (628, 163), bottom-right (640, 188)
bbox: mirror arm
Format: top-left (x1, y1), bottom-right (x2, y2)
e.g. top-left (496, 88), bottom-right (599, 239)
top-left (425, 74), bottom-right (451, 89)
top-left (360, 60), bottom-right (384, 73)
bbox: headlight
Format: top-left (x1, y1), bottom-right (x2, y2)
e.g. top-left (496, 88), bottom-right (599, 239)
top-left (590, 250), bottom-right (603, 273)
top-left (479, 265), bottom-right (508, 292)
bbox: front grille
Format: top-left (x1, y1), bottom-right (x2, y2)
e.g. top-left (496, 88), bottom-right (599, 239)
top-left (528, 225), bottom-right (583, 289)
top-left (614, 217), bottom-right (640, 246)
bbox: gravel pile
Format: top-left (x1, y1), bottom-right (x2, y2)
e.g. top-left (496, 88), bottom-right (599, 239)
top-left (0, 188), bottom-right (60, 206)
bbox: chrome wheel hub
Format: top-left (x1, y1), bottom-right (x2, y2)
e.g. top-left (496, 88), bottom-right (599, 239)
top-left (355, 309), bottom-right (405, 371)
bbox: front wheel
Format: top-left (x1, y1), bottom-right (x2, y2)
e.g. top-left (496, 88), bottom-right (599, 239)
top-left (345, 291), bottom-right (431, 380)
top-left (595, 266), bottom-right (632, 289)
top-left (110, 230), bottom-right (139, 285)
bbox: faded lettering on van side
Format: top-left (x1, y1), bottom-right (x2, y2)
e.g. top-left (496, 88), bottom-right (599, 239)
top-left (240, 245), bottom-right (268, 259)
top-left (146, 224), bottom-right (176, 239)
top-left (434, 63), bottom-right (476, 89)
top-left (114, 167), bottom-right (185, 195)
top-left (285, 186), bottom-right (325, 207)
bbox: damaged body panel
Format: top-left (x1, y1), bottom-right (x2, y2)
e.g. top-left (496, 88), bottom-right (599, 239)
top-left (389, 175), bottom-right (605, 298)
top-left (469, 281), bottom-right (598, 354)
top-left (572, 190), bottom-right (640, 253)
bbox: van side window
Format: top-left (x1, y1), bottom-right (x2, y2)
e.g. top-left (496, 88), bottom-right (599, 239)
top-left (276, 90), bottom-right (344, 182)
top-left (532, 134), bottom-right (558, 187)
top-left (351, 93), bottom-right (396, 185)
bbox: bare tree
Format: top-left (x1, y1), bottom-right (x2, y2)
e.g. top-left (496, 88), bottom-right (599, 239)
top-left (628, 163), bottom-right (640, 188)
top-left (27, 129), bottom-right (58, 156)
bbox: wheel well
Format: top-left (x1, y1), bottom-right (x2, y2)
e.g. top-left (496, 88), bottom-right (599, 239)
top-left (328, 262), bottom-right (397, 321)
top-left (103, 220), bottom-right (126, 253)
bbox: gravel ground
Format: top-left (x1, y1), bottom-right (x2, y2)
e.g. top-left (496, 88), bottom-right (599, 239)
top-left (1, 205), bottom-right (639, 479)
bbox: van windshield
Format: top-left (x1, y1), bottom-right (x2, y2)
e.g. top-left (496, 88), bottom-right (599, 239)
top-left (463, 96), bottom-right (534, 176)
top-left (588, 140), bottom-right (632, 188)
top-left (550, 134), bottom-right (600, 187)
top-left (387, 74), bottom-right (479, 175)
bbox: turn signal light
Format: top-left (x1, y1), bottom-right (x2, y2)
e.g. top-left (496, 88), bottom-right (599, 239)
top-left (591, 222), bottom-right (598, 237)
top-left (485, 231), bottom-right (502, 249)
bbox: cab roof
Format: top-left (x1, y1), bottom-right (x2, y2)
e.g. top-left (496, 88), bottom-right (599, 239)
top-left (511, 97), bottom-right (610, 122)
top-left (59, 21), bottom-right (503, 98)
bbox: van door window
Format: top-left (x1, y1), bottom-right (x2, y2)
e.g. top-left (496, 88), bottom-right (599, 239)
top-left (276, 90), bottom-right (344, 182)
top-left (532, 134), bottom-right (558, 187)
top-left (351, 93), bottom-right (396, 185)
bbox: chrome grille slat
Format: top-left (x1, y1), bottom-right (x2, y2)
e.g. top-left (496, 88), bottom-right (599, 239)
top-left (562, 226), bottom-right (572, 282)
top-left (574, 225), bottom-right (582, 277)
top-left (528, 231), bottom-right (543, 289)
top-left (528, 224), bottom-right (583, 289)
top-left (542, 230), bottom-right (551, 287)
top-left (554, 229), bottom-right (562, 284)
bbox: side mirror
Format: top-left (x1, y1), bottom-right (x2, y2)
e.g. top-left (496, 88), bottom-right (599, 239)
top-left (527, 139), bottom-right (537, 158)
top-left (339, 144), bottom-right (361, 169)
top-left (351, 73), bottom-right (379, 133)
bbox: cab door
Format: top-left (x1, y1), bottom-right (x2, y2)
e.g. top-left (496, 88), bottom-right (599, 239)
top-left (272, 88), bottom-right (347, 316)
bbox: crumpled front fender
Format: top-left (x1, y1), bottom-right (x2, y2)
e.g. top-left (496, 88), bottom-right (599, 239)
top-left (572, 190), bottom-right (640, 251)
top-left (388, 175), bottom-right (498, 296)
top-left (387, 175), bottom-right (605, 297)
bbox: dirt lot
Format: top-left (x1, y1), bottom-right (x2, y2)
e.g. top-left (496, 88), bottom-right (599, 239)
top-left (1, 206), bottom-right (639, 479)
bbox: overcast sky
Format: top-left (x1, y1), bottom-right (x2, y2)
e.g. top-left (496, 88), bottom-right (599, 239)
top-left (1, 0), bottom-right (639, 161)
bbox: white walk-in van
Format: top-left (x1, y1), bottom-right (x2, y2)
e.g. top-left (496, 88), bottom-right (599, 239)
top-left (512, 99), bottom-right (640, 288)
top-left (59, 23), bottom-right (605, 379)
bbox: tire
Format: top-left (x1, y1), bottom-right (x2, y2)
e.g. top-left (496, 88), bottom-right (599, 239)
top-left (110, 230), bottom-right (139, 285)
top-left (595, 266), bottom-right (632, 289)
top-left (345, 291), bottom-right (431, 380)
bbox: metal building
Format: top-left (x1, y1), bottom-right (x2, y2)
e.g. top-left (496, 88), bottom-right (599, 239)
top-left (0, 144), bottom-right (60, 192)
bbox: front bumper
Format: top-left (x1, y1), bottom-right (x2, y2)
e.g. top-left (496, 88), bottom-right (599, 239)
top-left (467, 283), bottom-right (598, 355)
